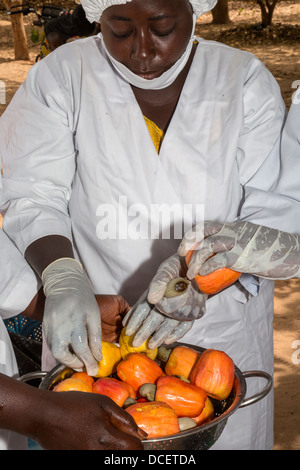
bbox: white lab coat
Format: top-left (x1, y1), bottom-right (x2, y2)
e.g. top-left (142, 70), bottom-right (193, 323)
top-left (271, 100), bottom-right (300, 226)
top-left (0, 227), bottom-right (40, 449)
top-left (0, 35), bottom-right (296, 449)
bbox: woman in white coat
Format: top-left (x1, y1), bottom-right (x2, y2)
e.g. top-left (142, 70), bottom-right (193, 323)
top-left (0, 0), bottom-right (296, 449)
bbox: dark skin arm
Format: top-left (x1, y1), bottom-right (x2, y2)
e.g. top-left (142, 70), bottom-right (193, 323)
top-left (0, 373), bottom-right (145, 450)
top-left (20, 287), bottom-right (45, 322)
top-left (24, 235), bottom-right (74, 278)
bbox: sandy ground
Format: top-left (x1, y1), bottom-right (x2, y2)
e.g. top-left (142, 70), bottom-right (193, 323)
top-left (0, 0), bottom-right (300, 450)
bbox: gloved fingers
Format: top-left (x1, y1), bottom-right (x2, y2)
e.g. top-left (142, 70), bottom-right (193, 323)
top-left (163, 320), bottom-right (194, 345)
top-left (157, 295), bottom-right (205, 321)
top-left (186, 221), bottom-right (263, 278)
top-left (50, 339), bottom-right (85, 371)
top-left (86, 314), bottom-right (103, 362)
top-left (202, 220), bottom-right (224, 238)
top-left (198, 252), bottom-right (230, 275)
top-left (186, 235), bottom-right (235, 279)
top-left (147, 254), bottom-right (182, 304)
top-left (170, 285), bottom-right (207, 321)
top-left (187, 284), bottom-right (207, 318)
top-left (177, 221), bottom-right (205, 256)
top-left (131, 310), bottom-right (165, 348)
top-left (178, 220), bottom-right (224, 257)
top-left (156, 282), bottom-right (207, 321)
top-left (41, 258), bottom-right (103, 375)
top-left (122, 291), bottom-right (151, 336)
top-left (43, 305), bottom-right (86, 371)
top-left (70, 324), bottom-right (100, 376)
top-left (155, 278), bottom-right (193, 316)
top-left (147, 318), bottom-right (180, 349)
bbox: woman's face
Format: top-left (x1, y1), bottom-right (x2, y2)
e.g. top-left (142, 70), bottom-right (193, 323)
top-left (100, 0), bottom-right (194, 80)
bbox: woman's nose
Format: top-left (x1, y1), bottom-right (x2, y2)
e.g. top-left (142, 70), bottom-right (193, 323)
top-left (130, 30), bottom-right (156, 63)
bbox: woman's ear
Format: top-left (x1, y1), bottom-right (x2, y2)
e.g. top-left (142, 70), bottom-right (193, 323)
top-left (94, 22), bottom-right (101, 34)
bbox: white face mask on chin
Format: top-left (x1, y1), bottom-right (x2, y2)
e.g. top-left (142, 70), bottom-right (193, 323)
top-left (102, 14), bottom-right (197, 90)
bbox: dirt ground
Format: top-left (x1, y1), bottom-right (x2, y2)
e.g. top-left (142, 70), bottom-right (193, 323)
top-left (0, 0), bottom-right (300, 450)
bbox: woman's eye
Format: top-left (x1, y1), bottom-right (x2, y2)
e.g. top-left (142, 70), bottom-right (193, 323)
top-left (152, 27), bottom-right (175, 37)
top-left (112, 31), bottom-right (132, 38)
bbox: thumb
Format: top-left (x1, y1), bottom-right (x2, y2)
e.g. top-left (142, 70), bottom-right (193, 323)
top-left (148, 255), bottom-right (181, 304)
top-left (86, 313), bottom-right (102, 362)
top-left (103, 400), bottom-right (147, 440)
top-left (198, 252), bottom-right (229, 275)
top-left (147, 280), bottom-right (167, 304)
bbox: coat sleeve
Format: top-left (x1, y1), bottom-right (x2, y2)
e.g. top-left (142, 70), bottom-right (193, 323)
top-left (233, 58), bottom-right (287, 297)
top-left (237, 60), bottom-right (300, 234)
top-left (0, 58), bottom-right (76, 255)
top-left (270, 100), bottom-right (300, 232)
top-left (0, 230), bottom-right (40, 318)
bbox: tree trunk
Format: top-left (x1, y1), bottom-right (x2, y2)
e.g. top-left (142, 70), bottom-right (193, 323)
top-left (257, 0), bottom-right (279, 27)
top-left (4, 0), bottom-right (30, 60)
top-left (211, 0), bottom-right (231, 24)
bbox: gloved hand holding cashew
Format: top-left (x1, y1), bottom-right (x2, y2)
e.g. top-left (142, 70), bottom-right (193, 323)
top-left (179, 220), bottom-right (300, 281)
top-left (122, 253), bottom-right (207, 349)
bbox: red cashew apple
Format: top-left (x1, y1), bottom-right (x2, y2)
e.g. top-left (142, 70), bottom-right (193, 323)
top-left (126, 401), bottom-right (180, 439)
top-left (190, 349), bottom-right (235, 400)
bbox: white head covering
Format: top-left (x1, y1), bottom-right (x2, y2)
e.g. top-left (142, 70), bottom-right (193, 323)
top-left (81, 0), bottom-right (218, 23)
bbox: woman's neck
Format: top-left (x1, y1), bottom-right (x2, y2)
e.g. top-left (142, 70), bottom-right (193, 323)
top-left (131, 43), bottom-right (197, 133)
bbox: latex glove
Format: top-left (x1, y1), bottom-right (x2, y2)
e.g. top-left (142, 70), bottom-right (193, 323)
top-left (42, 258), bottom-right (102, 376)
top-left (122, 254), bottom-right (207, 349)
top-left (147, 253), bottom-right (207, 320)
top-left (179, 220), bottom-right (300, 280)
top-left (122, 289), bottom-right (196, 349)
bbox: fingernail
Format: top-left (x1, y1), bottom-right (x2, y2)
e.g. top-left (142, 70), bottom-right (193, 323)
top-left (187, 267), bottom-right (197, 280)
top-left (87, 364), bottom-right (99, 377)
top-left (138, 427), bottom-right (148, 438)
top-left (132, 337), bottom-right (144, 348)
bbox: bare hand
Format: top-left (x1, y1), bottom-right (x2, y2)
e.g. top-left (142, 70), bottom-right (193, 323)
top-left (35, 391), bottom-right (146, 450)
top-left (96, 294), bottom-right (130, 342)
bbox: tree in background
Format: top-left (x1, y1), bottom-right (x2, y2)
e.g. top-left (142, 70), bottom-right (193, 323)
top-left (256, 0), bottom-right (280, 26)
top-left (3, 0), bottom-right (30, 60)
top-left (212, 0), bottom-right (231, 24)
top-left (211, 0), bottom-right (280, 26)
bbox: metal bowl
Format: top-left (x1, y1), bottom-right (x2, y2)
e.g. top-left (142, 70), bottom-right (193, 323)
top-left (18, 342), bottom-right (272, 450)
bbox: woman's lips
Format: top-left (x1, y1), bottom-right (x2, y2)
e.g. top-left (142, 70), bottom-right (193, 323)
top-left (132, 70), bottom-right (162, 80)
